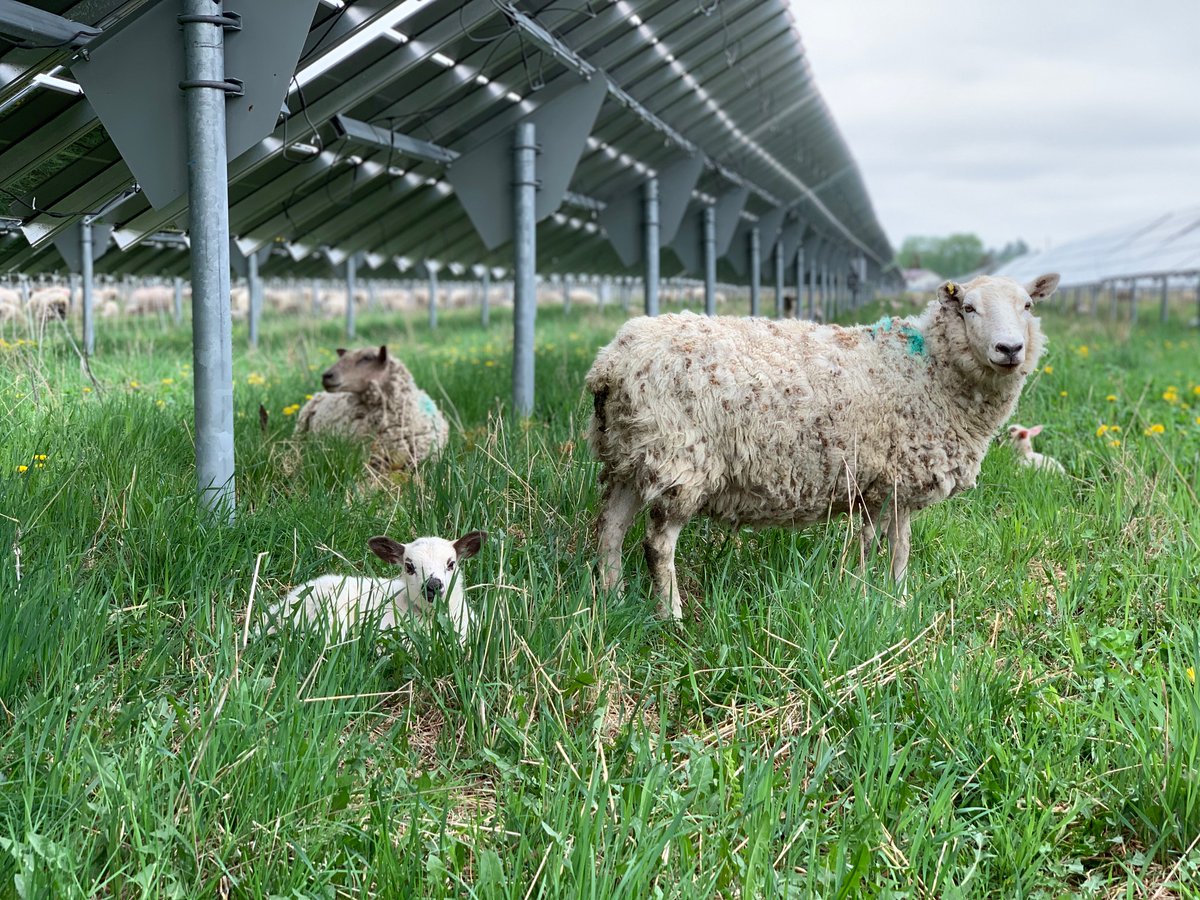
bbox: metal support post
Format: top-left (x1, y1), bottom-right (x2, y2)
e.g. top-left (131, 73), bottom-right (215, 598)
top-left (820, 256), bottom-right (830, 322)
top-left (774, 241), bottom-right (785, 318)
top-left (562, 275), bottom-right (571, 315)
top-left (621, 279), bottom-right (631, 314)
top-left (748, 227), bottom-right (761, 316)
top-left (794, 245), bottom-right (804, 319)
top-left (1160, 276), bottom-right (1170, 324)
top-left (181, 0), bottom-right (236, 517)
top-left (80, 219), bottom-right (95, 355)
top-left (513, 121), bottom-right (537, 415)
top-left (807, 251), bottom-right (817, 319)
top-left (703, 205), bottom-right (717, 316)
top-left (643, 177), bottom-right (660, 316)
top-left (173, 275), bottom-right (184, 325)
top-left (1109, 280), bottom-right (1119, 321)
top-left (1129, 278), bottom-right (1139, 324)
top-left (427, 264), bottom-right (438, 330)
top-left (247, 250), bottom-right (262, 349)
top-left (481, 268), bottom-right (490, 328)
top-left (310, 279), bottom-right (320, 315)
top-left (345, 254), bottom-right (357, 339)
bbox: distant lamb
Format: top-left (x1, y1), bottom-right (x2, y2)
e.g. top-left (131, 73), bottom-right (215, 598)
top-left (586, 273), bottom-right (1060, 618)
top-left (264, 530), bottom-right (487, 642)
top-left (1006, 423), bottom-right (1066, 474)
top-left (295, 345), bottom-right (449, 470)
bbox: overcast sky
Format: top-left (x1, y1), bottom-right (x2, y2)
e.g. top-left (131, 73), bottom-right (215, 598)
top-left (792, 1), bottom-right (1200, 253)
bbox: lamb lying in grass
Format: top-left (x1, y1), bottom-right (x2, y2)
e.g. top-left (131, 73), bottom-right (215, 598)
top-left (1006, 424), bottom-right (1066, 474)
top-left (295, 345), bottom-right (448, 471)
top-left (587, 273), bottom-right (1059, 618)
top-left (264, 530), bottom-right (487, 643)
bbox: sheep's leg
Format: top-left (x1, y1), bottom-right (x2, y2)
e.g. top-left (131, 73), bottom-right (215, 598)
top-left (857, 513), bottom-right (879, 573)
top-left (597, 479), bottom-right (641, 591)
top-left (886, 507), bottom-right (912, 583)
top-left (645, 504), bottom-right (686, 620)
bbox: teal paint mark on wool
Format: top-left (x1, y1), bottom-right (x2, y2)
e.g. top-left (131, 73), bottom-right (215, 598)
top-left (418, 391), bottom-right (438, 420)
top-left (866, 315), bottom-right (925, 356)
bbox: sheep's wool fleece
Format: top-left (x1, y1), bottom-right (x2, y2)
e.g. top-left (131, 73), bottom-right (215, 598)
top-left (295, 359), bottom-right (448, 469)
top-left (586, 306), bottom-right (1043, 525)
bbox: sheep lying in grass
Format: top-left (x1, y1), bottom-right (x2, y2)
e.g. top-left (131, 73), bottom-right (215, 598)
top-left (264, 531), bottom-right (487, 642)
top-left (586, 273), bottom-right (1060, 618)
top-left (295, 345), bottom-right (448, 470)
top-left (1006, 424), bottom-right (1066, 474)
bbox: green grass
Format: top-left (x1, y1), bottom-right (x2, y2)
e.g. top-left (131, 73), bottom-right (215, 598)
top-left (1, 296), bottom-right (1198, 898)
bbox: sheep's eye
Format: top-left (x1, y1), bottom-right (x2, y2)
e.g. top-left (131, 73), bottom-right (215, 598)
top-left (1024, 302), bottom-right (1032, 310)
top-left (446, 559), bottom-right (455, 570)
top-left (404, 562), bottom-right (416, 575)
top-left (963, 304), bottom-right (976, 314)
top-left (356, 358), bottom-right (370, 366)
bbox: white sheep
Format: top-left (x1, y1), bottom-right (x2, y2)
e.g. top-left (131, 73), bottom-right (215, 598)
top-left (294, 345), bottom-right (449, 471)
top-left (1005, 423), bottom-right (1066, 474)
top-left (264, 531), bottom-right (487, 642)
top-left (586, 273), bottom-right (1060, 618)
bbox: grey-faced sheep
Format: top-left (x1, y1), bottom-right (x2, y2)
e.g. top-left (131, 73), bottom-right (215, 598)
top-left (586, 273), bottom-right (1060, 619)
top-left (295, 345), bottom-right (449, 471)
top-left (264, 530), bottom-right (487, 642)
top-left (1006, 423), bottom-right (1066, 474)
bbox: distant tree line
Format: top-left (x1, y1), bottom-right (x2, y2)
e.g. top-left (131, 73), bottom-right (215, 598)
top-left (895, 234), bottom-right (1029, 279)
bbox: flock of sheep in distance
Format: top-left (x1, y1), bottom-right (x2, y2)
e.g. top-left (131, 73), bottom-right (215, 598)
top-left (267, 272), bottom-right (1064, 638)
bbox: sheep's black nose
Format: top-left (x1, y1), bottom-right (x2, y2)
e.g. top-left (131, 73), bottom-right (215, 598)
top-left (321, 373), bottom-right (338, 390)
top-left (994, 341), bottom-right (1023, 358)
top-left (423, 578), bottom-right (443, 601)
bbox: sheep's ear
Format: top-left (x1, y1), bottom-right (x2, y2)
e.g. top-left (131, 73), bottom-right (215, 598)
top-left (937, 281), bottom-right (964, 307)
top-left (367, 536), bottom-right (405, 564)
top-left (453, 530), bottom-right (487, 561)
top-left (1024, 273), bottom-right (1060, 302)
top-left (378, 345), bottom-right (388, 363)
top-left (1017, 429), bottom-right (1029, 439)
top-left (1028, 424), bottom-right (1044, 437)
top-left (336, 347), bottom-right (347, 358)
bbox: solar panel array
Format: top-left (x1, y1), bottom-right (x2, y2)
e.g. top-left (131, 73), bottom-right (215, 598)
top-left (0, 0), bottom-right (892, 282)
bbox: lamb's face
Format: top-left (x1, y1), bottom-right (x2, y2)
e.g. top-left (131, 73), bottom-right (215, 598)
top-left (1006, 423), bottom-right (1041, 455)
top-left (321, 345), bottom-right (391, 393)
top-left (939, 274), bottom-right (1058, 376)
top-left (367, 531), bottom-right (487, 604)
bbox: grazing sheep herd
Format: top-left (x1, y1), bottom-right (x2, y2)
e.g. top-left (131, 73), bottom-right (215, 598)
top-left (270, 272), bottom-right (1064, 642)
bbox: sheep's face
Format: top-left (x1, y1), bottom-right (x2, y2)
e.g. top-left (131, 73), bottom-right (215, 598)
top-left (367, 531), bottom-right (487, 604)
top-left (1006, 423), bottom-right (1043, 455)
top-left (321, 345), bottom-right (391, 393)
top-left (939, 274), bottom-right (1058, 376)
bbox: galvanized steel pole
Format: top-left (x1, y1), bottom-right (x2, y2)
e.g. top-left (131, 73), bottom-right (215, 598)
top-left (427, 264), bottom-right (438, 330)
top-left (703, 206), bottom-right (717, 316)
top-left (481, 268), bottom-right (490, 328)
top-left (562, 275), bottom-right (571, 315)
top-left (794, 244), bottom-right (804, 319)
top-left (1129, 277), bottom-right (1139, 324)
top-left (80, 218), bottom-right (94, 356)
top-left (247, 252), bottom-right (261, 349)
top-left (512, 121), bottom-right (537, 416)
top-left (173, 276), bottom-right (184, 325)
top-left (773, 242), bottom-right (784, 318)
top-left (807, 248), bottom-right (817, 319)
top-left (344, 255), bottom-right (357, 339)
top-left (748, 227), bottom-right (761, 316)
top-left (1159, 276), bottom-right (1170, 324)
top-left (181, 0), bottom-right (236, 517)
top-left (643, 177), bottom-right (660, 316)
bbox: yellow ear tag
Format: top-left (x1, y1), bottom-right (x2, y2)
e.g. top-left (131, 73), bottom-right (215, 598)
top-left (946, 283), bottom-right (957, 297)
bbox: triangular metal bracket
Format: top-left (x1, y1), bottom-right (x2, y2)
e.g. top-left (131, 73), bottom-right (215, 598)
top-left (52, 221), bottom-right (113, 272)
top-left (447, 76), bottom-right (607, 250)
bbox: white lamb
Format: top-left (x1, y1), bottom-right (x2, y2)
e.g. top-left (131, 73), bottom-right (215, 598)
top-left (586, 273), bottom-right (1060, 618)
top-left (294, 345), bottom-right (449, 471)
top-left (264, 530), bottom-right (487, 642)
top-left (1006, 423), bottom-right (1066, 474)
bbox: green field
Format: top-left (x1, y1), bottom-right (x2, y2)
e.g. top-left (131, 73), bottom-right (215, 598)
top-left (1, 297), bottom-right (1198, 897)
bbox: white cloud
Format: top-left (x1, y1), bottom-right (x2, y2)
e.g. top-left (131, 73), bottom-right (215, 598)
top-left (793, 0), bottom-right (1200, 251)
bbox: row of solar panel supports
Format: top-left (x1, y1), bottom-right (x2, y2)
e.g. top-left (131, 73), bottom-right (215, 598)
top-left (1049, 276), bottom-right (1200, 325)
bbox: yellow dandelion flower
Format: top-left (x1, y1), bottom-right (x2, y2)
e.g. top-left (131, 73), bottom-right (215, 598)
top-left (1110, 425), bottom-right (1121, 432)
top-left (246, 372), bottom-right (266, 386)
top-left (1060, 391), bottom-right (1068, 397)
top-left (282, 404), bottom-right (300, 416)
top-left (1144, 423), bottom-right (1165, 435)
top-left (155, 399), bottom-right (165, 408)
top-left (33, 463), bottom-right (43, 469)
top-left (1077, 345), bottom-right (1089, 356)
top-left (1163, 390), bottom-right (1179, 403)
top-left (484, 360), bottom-right (495, 367)
top-left (1096, 425), bottom-right (1109, 437)
top-left (34, 455), bottom-right (47, 461)
top-left (1043, 365), bottom-right (1054, 374)
top-left (15, 464), bottom-right (27, 473)
top-left (1108, 439), bottom-right (1121, 448)
top-left (161, 378), bottom-right (174, 385)
top-left (129, 380), bottom-right (140, 388)
top-left (1189, 667), bottom-right (1195, 683)
top-left (1193, 385), bottom-right (1200, 395)
top-left (82, 386), bottom-right (92, 393)
top-left (1106, 394), bottom-right (1117, 402)
top-left (305, 394), bottom-right (313, 400)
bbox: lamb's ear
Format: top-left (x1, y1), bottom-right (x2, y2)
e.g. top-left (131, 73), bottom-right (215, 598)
top-left (367, 536), bottom-right (405, 564)
top-left (453, 530), bottom-right (487, 561)
top-left (336, 347), bottom-right (347, 358)
top-left (1027, 424), bottom-right (1044, 437)
top-left (937, 281), bottom-right (964, 307)
top-left (1024, 273), bottom-right (1060, 302)
top-left (378, 345), bottom-right (388, 363)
